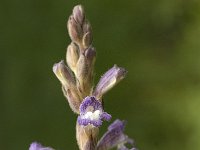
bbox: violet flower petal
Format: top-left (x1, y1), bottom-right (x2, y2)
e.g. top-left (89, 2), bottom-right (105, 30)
top-left (97, 119), bottom-right (135, 150)
top-left (29, 142), bottom-right (54, 150)
top-left (93, 65), bottom-right (127, 100)
top-left (77, 96), bottom-right (111, 127)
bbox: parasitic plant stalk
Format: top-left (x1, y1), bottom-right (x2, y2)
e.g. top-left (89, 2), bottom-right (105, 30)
top-left (29, 5), bottom-right (136, 150)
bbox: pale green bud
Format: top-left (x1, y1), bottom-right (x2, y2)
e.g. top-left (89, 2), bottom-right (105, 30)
top-left (83, 32), bottom-right (93, 49)
top-left (66, 43), bottom-right (79, 74)
top-left (53, 60), bottom-right (76, 88)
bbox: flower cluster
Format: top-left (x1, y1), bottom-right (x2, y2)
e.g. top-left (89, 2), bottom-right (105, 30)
top-left (29, 5), bottom-right (136, 150)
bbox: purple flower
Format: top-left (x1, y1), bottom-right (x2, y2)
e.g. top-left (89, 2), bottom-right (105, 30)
top-left (97, 119), bottom-right (135, 150)
top-left (93, 65), bottom-right (127, 100)
top-left (29, 142), bottom-right (54, 150)
top-left (77, 96), bottom-right (111, 127)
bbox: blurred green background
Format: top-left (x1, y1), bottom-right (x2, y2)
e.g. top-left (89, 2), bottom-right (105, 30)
top-left (1, 0), bottom-right (200, 149)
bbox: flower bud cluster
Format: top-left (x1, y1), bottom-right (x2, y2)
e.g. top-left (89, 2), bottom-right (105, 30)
top-left (53, 5), bottom-right (96, 114)
top-left (53, 5), bottom-right (126, 116)
top-left (67, 5), bottom-right (92, 50)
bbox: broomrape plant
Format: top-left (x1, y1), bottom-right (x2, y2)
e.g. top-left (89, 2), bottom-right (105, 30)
top-left (29, 5), bottom-right (136, 150)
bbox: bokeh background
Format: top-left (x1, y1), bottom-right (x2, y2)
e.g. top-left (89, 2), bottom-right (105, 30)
top-left (1, 0), bottom-right (200, 149)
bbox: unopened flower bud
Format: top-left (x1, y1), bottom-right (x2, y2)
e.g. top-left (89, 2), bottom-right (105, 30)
top-left (93, 65), bottom-right (127, 100)
top-left (53, 60), bottom-right (75, 88)
top-left (73, 5), bottom-right (85, 26)
top-left (76, 48), bottom-right (96, 98)
top-left (83, 32), bottom-right (93, 48)
top-left (66, 43), bottom-right (79, 74)
top-left (83, 20), bottom-right (92, 34)
top-left (85, 47), bottom-right (96, 64)
top-left (62, 86), bottom-right (81, 114)
top-left (76, 54), bottom-right (87, 81)
top-left (67, 15), bottom-right (83, 43)
top-left (76, 54), bottom-right (92, 97)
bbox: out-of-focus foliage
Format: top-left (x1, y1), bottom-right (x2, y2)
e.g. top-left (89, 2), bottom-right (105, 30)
top-left (1, 0), bottom-right (200, 150)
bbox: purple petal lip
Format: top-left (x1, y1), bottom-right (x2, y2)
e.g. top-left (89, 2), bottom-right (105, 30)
top-left (97, 119), bottom-right (135, 150)
top-left (78, 116), bottom-right (103, 127)
top-left (78, 96), bottom-right (111, 127)
top-left (101, 112), bottom-right (112, 121)
top-left (108, 119), bottom-right (126, 131)
top-left (93, 65), bottom-right (127, 98)
top-left (29, 142), bottom-right (54, 150)
top-left (29, 142), bottom-right (42, 150)
top-left (79, 96), bottom-right (102, 114)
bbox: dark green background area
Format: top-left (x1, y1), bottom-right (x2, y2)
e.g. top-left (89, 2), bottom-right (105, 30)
top-left (1, 0), bottom-right (200, 149)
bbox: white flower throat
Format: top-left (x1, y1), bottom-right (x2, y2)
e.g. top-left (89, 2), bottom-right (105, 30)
top-left (83, 110), bottom-right (101, 120)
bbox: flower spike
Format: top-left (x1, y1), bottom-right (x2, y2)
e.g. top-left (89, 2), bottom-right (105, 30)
top-left (49, 4), bottom-right (136, 150)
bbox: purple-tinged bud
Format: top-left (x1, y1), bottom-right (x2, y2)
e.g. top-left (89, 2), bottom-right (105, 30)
top-left (76, 54), bottom-right (89, 96)
top-left (85, 47), bottom-right (96, 68)
top-left (29, 142), bottom-right (54, 150)
top-left (97, 119), bottom-right (135, 150)
top-left (93, 65), bottom-right (127, 100)
top-left (76, 54), bottom-right (91, 97)
top-left (73, 5), bottom-right (85, 26)
top-left (82, 20), bottom-right (92, 34)
top-left (67, 15), bottom-right (83, 43)
top-left (53, 60), bottom-right (76, 88)
top-left (76, 47), bottom-right (96, 98)
top-left (62, 86), bottom-right (81, 114)
top-left (83, 32), bottom-right (93, 48)
top-left (77, 96), bottom-right (111, 127)
top-left (66, 43), bottom-right (79, 74)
